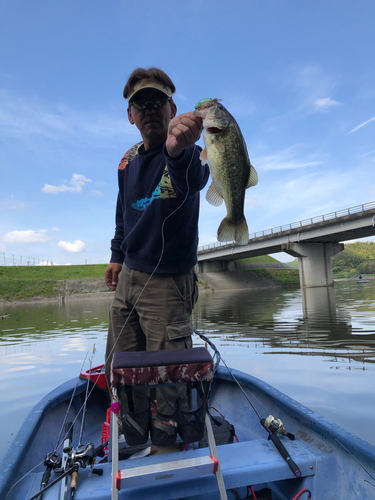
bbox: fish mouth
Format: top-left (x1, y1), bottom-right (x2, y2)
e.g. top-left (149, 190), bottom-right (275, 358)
top-left (207, 127), bottom-right (222, 134)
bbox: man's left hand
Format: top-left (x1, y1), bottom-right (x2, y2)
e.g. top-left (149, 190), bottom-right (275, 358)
top-left (166, 112), bottom-right (202, 159)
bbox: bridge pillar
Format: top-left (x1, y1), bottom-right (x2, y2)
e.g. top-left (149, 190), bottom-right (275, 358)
top-left (282, 242), bottom-right (344, 288)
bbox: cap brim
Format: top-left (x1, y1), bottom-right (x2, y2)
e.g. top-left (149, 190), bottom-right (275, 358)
top-left (128, 78), bottom-right (173, 102)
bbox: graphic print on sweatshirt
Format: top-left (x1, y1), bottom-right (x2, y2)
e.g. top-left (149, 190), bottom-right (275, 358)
top-left (118, 142), bottom-right (177, 212)
top-left (131, 164), bottom-right (177, 211)
top-left (118, 142), bottom-right (143, 170)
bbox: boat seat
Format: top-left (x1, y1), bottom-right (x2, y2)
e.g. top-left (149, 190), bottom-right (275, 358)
top-left (110, 347), bottom-right (214, 388)
top-left (110, 348), bottom-right (228, 500)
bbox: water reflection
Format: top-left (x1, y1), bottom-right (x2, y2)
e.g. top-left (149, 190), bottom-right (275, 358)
top-left (1, 281), bottom-right (375, 457)
top-left (193, 283), bottom-right (375, 365)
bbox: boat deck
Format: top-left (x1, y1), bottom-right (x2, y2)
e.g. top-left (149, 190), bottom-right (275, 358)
top-left (2, 366), bottom-right (375, 499)
top-left (20, 437), bottom-right (318, 500)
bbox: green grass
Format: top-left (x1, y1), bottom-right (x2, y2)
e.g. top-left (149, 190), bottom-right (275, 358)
top-left (0, 280), bottom-right (65, 300)
top-left (0, 265), bottom-right (108, 300)
top-left (236, 255), bottom-right (279, 264)
top-left (0, 264), bottom-right (107, 280)
top-left (266, 268), bottom-right (300, 285)
top-left (251, 268), bottom-right (300, 286)
top-left (0, 263), bottom-right (300, 300)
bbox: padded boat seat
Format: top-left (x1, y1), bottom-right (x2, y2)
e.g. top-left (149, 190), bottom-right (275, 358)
top-left (111, 347), bottom-right (214, 388)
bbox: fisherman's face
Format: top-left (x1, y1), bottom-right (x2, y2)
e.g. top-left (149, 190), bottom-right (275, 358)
top-left (127, 89), bottom-right (177, 149)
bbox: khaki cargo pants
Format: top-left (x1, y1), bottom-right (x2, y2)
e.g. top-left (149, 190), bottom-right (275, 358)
top-left (105, 265), bottom-right (199, 415)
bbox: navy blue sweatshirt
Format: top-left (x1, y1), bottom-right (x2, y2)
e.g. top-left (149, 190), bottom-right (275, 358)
top-left (110, 142), bottom-right (209, 273)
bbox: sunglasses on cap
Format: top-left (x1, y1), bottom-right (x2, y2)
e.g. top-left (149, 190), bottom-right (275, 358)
top-left (130, 96), bottom-right (171, 110)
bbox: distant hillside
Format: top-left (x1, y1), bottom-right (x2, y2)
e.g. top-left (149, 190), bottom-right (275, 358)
top-left (332, 241), bottom-right (375, 278)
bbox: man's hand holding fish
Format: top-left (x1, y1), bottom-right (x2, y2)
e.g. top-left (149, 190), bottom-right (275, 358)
top-left (166, 112), bottom-right (203, 159)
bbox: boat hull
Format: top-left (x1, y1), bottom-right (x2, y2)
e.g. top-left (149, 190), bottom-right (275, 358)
top-left (1, 366), bottom-right (375, 499)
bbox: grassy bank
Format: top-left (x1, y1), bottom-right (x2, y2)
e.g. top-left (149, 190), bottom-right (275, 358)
top-left (0, 265), bottom-right (108, 301)
top-left (0, 264), bottom-right (107, 280)
top-left (251, 268), bottom-right (300, 286)
top-left (235, 255), bottom-right (300, 286)
top-left (0, 263), bottom-right (300, 301)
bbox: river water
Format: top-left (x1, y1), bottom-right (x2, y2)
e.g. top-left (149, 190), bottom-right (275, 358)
top-left (1, 280), bottom-right (375, 460)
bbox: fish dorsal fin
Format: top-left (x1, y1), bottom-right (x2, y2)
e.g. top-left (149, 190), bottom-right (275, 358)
top-left (199, 148), bottom-right (208, 165)
top-left (206, 181), bottom-right (223, 206)
top-left (246, 163), bottom-right (258, 188)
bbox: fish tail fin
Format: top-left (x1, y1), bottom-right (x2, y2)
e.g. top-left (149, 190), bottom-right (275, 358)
top-left (217, 217), bottom-right (249, 245)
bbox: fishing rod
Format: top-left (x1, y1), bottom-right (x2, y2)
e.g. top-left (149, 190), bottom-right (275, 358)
top-left (55, 351), bottom-right (89, 452)
top-left (194, 328), bottom-right (301, 478)
top-left (33, 352), bottom-right (90, 500)
top-left (28, 347), bottom-right (105, 500)
top-left (11, 147), bottom-right (200, 500)
top-left (67, 346), bottom-right (97, 500)
top-left (28, 441), bottom-right (108, 500)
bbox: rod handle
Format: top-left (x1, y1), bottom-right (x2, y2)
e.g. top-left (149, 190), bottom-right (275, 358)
top-left (70, 470), bottom-right (79, 489)
top-left (268, 431), bottom-right (301, 477)
top-left (41, 465), bottom-right (52, 487)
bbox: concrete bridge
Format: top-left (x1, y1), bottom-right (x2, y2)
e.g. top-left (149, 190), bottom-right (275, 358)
top-left (197, 201), bottom-right (375, 289)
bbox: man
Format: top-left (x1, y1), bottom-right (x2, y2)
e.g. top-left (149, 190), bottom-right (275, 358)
top-left (104, 67), bottom-right (209, 443)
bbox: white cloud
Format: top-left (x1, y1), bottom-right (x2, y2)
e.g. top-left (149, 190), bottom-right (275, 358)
top-left (58, 240), bottom-right (86, 252)
top-left (347, 116), bottom-right (375, 135)
top-left (90, 190), bottom-right (103, 197)
top-left (0, 195), bottom-right (26, 210)
top-left (4, 229), bottom-right (49, 244)
top-left (314, 97), bottom-right (340, 109)
top-left (253, 146), bottom-right (323, 171)
top-left (38, 261), bottom-right (58, 266)
top-left (0, 89), bottom-right (137, 145)
top-left (358, 149), bottom-right (375, 159)
top-left (52, 227), bottom-right (61, 232)
top-left (42, 174), bottom-right (92, 194)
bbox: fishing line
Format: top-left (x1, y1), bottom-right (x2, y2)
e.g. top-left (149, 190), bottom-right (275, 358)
top-left (214, 346), bottom-right (262, 420)
top-left (78, 346), bottom-right (96, 446)
top-left (7, 146), bottom-right (199, 499)
top-left (198, 329), bottom-right (375, 486)
top-left (103, 145), bottom-right (198, 391)
top-left (194, 329), bottom-right (281, 422)
top-left (334, 437), bottom-right (375, 484)
top-left (54, 351), bottom-right (89, 452)
top-left (4, 352), bottom-right (92, 500)
top-left (57, 145), bottom-right (199, 454)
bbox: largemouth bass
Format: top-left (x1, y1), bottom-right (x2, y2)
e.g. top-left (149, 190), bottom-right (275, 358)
top-left (194, 98), bottom-right (258, 245)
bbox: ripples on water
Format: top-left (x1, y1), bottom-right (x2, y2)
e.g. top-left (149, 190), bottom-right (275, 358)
top-left (0, 280), bottom-right (375, 459)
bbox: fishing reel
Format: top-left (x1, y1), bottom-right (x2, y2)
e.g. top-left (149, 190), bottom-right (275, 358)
top-left (40, 451), bottom-right (62, 488)
top-left (65, 441), bottom-right (108, 475)
top-left (70, 443), bottom-right (96, 468)
top-left (44, 451), bottom-right (62, 469)
top-left (261, 415), bottom-right (295, 441)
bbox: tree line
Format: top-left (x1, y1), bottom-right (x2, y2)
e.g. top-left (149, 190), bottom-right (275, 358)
top-left (332, 241), bottom-right (375, 278)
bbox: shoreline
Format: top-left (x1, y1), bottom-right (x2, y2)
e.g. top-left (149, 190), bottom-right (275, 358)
top-left (2, 274), bottom-right (370, 307)
top-left (0, 282), bottom-right (216, 308)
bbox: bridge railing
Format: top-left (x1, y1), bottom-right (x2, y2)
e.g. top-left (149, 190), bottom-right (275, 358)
top-left (198, 200), bottom-right (375, 252)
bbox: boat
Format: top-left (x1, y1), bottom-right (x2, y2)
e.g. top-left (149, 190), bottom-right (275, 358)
top-left (357, 279), bottom-right (370, 283)
top-left (1, 335), bottom-right (375, 500)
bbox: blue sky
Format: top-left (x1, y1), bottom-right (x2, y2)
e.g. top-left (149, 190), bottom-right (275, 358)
top-left (1, 0), bottom-right (374, 266)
